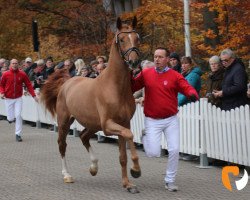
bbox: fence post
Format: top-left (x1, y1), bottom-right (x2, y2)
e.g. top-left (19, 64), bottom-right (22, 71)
top-left (35, 100), bottom-right (41, 129)
top-left (73, 128), bottom-right (79, 137)
top-left (196, 98), bottom-right (212, 169)
top-left (36, 120), bottom-right (41, 128)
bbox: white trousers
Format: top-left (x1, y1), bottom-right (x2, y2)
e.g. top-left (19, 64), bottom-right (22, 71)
top-left (4, 97), bottom-right (23, 136)
top-left (143, 115), bottom-right (180, 183)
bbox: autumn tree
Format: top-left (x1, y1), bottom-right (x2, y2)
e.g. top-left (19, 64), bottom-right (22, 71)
top-left (192, 0), bottom-right (250, 62)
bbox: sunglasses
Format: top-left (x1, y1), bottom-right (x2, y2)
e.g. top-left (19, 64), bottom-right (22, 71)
top-left (220, 58), bottom-right (231, 63)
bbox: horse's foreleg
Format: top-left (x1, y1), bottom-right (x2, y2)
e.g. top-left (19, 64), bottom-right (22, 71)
top-left (103, 119), bottom-right (133, 140)
top-left (80, 129), bottom-right (98, 176)
top-left (127, 139), bottom-right (141, 178)
top-left (118, 136), bottom-right (139, 194)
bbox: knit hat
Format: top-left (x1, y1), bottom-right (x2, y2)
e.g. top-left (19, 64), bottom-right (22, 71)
top-left (169, 52), bottom-right (180, 62)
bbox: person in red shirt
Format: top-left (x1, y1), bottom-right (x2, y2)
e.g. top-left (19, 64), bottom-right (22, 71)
top-left (0, 59), bottom-right (38, 142)
top-left (132, 47), bottom-right (198, 192)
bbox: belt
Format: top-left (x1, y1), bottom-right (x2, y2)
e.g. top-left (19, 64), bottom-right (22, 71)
top-left (146, 114), bottom-right (175, 120)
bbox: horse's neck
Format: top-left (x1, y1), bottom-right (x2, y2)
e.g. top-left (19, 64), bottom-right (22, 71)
top-left (106, 41), bottom-right (130, 81)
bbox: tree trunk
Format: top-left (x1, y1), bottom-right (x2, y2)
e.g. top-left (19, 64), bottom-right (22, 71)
top-left (103, 0), bottom-right (113, 12)
top-left (124, 0), bottom-right (133, 12)
top-left (202, 0), bottom-right (220, 48)
top-left (132, 0), bottom-right (141, 10)
top-left (112, 0), bottom-right (124, 17)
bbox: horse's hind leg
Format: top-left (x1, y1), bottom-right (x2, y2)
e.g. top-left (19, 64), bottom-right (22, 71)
top-left (79, 129), bottom-right (98, 176)
top-left (57, 112), bottom-right (75, 183)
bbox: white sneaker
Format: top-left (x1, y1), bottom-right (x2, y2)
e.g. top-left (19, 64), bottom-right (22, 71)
top-left (165, 183), bottom-right (178, 192)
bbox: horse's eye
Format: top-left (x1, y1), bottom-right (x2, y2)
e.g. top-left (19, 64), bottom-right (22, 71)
top-left (120, 39), bottom-right (124, 43)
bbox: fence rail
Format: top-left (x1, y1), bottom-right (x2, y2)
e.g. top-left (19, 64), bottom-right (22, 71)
top-left (0, 96), bottom-right (249, 166)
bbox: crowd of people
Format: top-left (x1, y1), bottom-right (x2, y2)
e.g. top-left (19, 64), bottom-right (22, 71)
top-left (0, 48), bottom-right (250, 192)
top-left (0, 55), bottom-right (108, 90)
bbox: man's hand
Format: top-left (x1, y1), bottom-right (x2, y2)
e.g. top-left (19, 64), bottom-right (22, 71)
top-left (189, 94), bottom-right (198, 102)
top-left (34, 96), bottom-right (39, 102)
top-left (212, 90), bottom-right (223, 98)
top-left (135, 97), bottom-right (144, 106)
top-left (0, 93), bottom-right (5, 99)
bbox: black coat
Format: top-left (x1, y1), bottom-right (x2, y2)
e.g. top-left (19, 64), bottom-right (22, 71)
top-left (221, 59), bottom-right (248, 111)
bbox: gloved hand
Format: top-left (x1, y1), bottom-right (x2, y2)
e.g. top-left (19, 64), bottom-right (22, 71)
top-left (189, 94), bottom-right (198, 102)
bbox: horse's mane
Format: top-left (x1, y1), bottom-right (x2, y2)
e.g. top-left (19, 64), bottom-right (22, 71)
top-left (40, 69), bottom-right (71, 117)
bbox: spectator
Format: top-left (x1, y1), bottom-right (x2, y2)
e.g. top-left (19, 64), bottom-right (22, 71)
top-left (96, 63), bottom-right (106, 75)
top-left (131, 47), bottom-right (199, 192)
top-left (134, 60), bottom-right (154, 101)
top-left (247, 82), bottom-right (250, 98)
top-left (96, 55), bottom-right (107, 64)
top-left (177, 56), bottom-right (202, 161)
top-left (34, 59), bottom-right (46, 89)
top-left (178, 56), bottom-right (202, 107)
top-left (3, 60), bottom-right (10, 69)
top-left (141, 60), bottom-right (155, 69)
top-left (64, 59), bottom-right (76, 77)
top-left (23, 57), bottom-right (33, 75)
top-left (205, 55), bottom-right (224, 107)
top-left (19, 60), bottom-right (25, 71)
top-left (45, 57), bottom-right (55, 78)
top-left (0, 66), bottom-right (8, 79)
top-left (0, 59), bottom-right (38, 142)
top-left (54, 61), bottom-right (64, 71)
top-left (0, 58), bottom-right (6, 71)
top-left (75, 58), bottom-right (86, 76)
top-left (213, 48), bottom-right (248, 110)
top-left (80, 66), bottom-right (91, 77)
top-left (0, 58), bottom-right (7, 78)
top-left (169, 52), bottom-right (181, 73)
top-left (89, 60), bottom-right (99, 76)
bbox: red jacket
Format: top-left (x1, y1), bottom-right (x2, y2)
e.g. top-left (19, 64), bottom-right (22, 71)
top-left (0, 68), bottom-right (35, 99)
top-left (132, 67), bottom-right (198, 119)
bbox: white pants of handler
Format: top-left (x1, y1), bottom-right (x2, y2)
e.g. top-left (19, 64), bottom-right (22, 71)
top-left (143, 115), bottom-right (179, 184)
top-left (4, 97), bottom-right (23, 136)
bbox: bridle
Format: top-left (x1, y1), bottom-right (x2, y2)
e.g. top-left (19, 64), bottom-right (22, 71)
top-left (115, 30), bottom-right (141, 69)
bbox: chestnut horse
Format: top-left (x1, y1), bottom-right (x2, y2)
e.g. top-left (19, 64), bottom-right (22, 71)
top-left (40, 17), bottom-right (141, 193)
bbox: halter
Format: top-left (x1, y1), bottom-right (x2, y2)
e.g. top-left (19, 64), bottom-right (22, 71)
top-left (115, 30), bottom-right (141, 69)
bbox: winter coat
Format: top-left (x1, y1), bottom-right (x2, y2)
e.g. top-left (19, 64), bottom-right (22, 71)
top-left (205, 67), bottom-right (224, 107)
top-left (221, 59), bottom-right (248, 111)
top-left (178, 67), bottom-right (202, 106)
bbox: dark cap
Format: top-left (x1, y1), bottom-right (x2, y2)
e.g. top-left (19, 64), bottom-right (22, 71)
top-left (31, 63), bottom-right (37, 69)
top-left (169, 52), bottom-right (180, 62)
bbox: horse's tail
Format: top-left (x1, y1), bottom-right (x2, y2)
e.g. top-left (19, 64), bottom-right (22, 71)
top-left (40, 69), bottom-right (71, 117)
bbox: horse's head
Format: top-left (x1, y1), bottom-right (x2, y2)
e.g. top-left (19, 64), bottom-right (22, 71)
top-left (116, 16), bottom-right (141, 69)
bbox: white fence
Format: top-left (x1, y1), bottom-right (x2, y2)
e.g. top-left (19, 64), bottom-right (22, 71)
top-left (0, 97), bottom-right (249, 166)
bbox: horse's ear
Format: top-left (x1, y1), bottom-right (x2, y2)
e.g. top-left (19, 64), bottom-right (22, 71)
top-left (132, 16), bottom-right (137, 29)
top-left (117, 17), bottom-right (122, 30)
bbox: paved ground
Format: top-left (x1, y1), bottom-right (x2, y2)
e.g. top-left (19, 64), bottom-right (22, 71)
top-left (0, 120), bottom-right (250, 200)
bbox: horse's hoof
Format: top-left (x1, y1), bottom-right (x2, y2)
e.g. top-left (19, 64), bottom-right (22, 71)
top-left (130, 168), bottom-right (141, 178)
top-left (127, 185), bottom-right (140, 194)
top-left (89, 168), bottom-right (98, 176)
top-left (64, 176), bottom-right (74, 183)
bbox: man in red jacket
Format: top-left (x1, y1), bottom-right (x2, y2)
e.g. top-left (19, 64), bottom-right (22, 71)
top-left (132, 47), bottom-right (198, 192)
top-left (0, 59), bottom-right (38, 142)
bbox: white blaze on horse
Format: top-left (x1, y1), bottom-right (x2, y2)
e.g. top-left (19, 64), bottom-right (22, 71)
top-left (40, 17), bottom-right (141, 193)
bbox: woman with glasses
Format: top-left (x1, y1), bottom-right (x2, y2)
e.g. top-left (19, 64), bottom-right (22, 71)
top-left (205, 55), bottom-right (224, 108)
